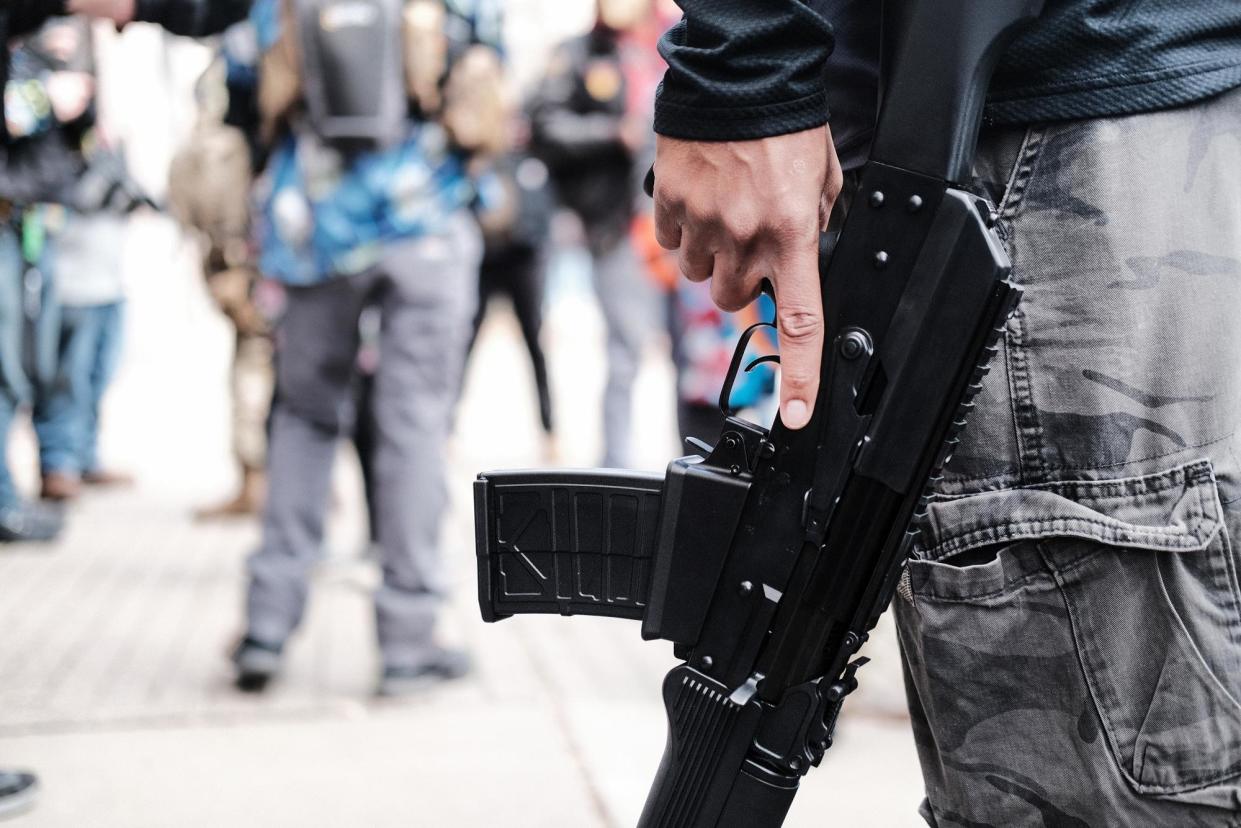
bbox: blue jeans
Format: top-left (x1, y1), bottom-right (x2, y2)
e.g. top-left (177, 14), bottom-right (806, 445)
top-left (33, 301), bottom-right (124, 475)
top-left (0, 223), bottom-right (59, 507)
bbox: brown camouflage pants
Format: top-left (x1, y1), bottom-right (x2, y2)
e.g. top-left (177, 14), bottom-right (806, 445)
top-left (895, 85), bottom-right (1241, 825)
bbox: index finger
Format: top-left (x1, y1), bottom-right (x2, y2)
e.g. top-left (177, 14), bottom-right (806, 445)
top-left (772, 238), bottom-right (824, 430)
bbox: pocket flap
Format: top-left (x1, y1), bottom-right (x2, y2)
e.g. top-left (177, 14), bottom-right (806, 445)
top-left (919, 460), bottom-right (1222, 563)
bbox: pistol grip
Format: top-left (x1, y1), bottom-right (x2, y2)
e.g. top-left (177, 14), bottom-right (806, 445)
top-left (639, 666), bottom-right (796, 828)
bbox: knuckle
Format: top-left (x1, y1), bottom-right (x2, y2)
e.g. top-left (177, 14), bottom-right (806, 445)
top-left (711, 277), bottom-right (754, 312)
top-left (724, 211), bottom-right (761, 245)
top-left (678, 253), bottom-right (710, 282)
top-left (779, 308), bottom-right (823, 343)
top-left (684, 200), bottom-right (724, 231)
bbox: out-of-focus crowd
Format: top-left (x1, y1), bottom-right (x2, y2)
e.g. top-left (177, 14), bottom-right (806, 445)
top-left (1, 0), bottom-right (779, 700)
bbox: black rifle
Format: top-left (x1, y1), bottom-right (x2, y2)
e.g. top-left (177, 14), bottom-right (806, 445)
top-left (474, 1), bottom-right (1043, 824)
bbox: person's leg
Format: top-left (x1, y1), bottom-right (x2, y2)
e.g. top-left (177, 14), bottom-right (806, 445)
top-left (352, 357), bottom-right (379, 548)
top-left (78, 300), bottom-right (126, 479)
top-left (0, 223), bottom-right (60, 541)
top-left (895, 89), bottom-right (1241, 825)
top-left (197, 329), bottom-right (274, 519)
top-left (0, 390), bottom-right (18, 512)
top-left (371, 215), bottom-right (480, 682)
top-left (240, 274), bottom-right (368, 678)
top-left (197, 266), bottom-right (273, 517)
top-left (506, 243), bottom-right (555, 436)
top-left (33, 305), bottom-right (94, 497)
top-left (467, 243), bottom-right (503, 359)
top-left (591, 237), bottom-right (654, 468)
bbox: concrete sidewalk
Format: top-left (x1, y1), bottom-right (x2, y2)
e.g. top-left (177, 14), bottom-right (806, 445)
top-left (0, 215), bottom-right (926, 827)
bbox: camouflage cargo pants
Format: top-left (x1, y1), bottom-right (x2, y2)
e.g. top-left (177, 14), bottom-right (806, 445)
top-left (895, 85), bottom-right (1241, 825)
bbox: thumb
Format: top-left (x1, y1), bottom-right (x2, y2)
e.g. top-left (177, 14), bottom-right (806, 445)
top-left (773, 239), bottom-right (824, 431)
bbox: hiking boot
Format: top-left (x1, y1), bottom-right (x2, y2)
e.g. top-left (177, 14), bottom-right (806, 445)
top-left (0, 502), bottom-right (63, 544)
top-left (195, 469), bottom-right (265, 522)
top-left (376, 647), bottom-right (472, 698)
top-left (0, 770), bottom-right (38, 819)
top-left (232, 636), bottom-right (283, 693)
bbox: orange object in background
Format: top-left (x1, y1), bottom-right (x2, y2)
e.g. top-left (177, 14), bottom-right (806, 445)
top-left (631, 211), bottom-right (679, 291)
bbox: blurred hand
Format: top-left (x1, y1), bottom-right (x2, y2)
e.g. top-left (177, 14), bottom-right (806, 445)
top-left (66, 0), bottom-right (136, 25)
top-left (45, 71), bottom-right (96, 123)
top-left (653, 127), bottom-right (843, 430)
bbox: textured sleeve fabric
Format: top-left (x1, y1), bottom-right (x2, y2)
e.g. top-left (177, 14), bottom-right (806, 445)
top-left (133, 0), bottom-right (251, 38)
top-left (655, 0), bottom-right (835, 141)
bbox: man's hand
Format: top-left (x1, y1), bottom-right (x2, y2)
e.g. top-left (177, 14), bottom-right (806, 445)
top-left (653, 127), bottom-right (843, 430)
top-left (66, 0), bottom-right (136, 26)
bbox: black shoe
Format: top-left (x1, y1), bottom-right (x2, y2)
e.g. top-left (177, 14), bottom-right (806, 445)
top-left (0, 502), bottom-right (63, 544)
top-left (0, 770), bottom-right (38, 818)
top-left (232, 637), bottom-right (283, 693)
top-left (377, 647), bottom-right (472, 697)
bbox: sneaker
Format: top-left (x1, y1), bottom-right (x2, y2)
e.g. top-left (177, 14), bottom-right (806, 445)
top-left (231, 637), bottom-right (283, 693)
top-left (0, 502), bottom-right (63, 544)
top-left (376, 647), bottom-right (472, 698)
top-left (0, 770), bottom-right (38, 819)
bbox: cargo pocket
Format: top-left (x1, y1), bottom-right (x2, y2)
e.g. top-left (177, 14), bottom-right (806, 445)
top-left (916, 459), bottom-right (1241, 798)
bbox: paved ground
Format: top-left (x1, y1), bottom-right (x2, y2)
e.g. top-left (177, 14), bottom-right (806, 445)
top-left (0, 213), bottom-right (926, 826)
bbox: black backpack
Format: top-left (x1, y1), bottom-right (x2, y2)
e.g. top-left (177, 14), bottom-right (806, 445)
top-left (295, 0), bottom-right (407, 148)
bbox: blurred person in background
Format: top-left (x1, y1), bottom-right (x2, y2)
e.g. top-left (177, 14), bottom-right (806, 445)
top-left (465, 141), bottom-right (557, 457)
top-left (0, 15), bottom-right (100, 541)
top-left (1, 0), bottom-right (136, 814)
top-left (169, 23), bottom-right (276, 521)
top-left (10, 0), bottom-right (505, 697)
top-left (24, 17), bottom-right (145, 503)
top-left (528, 0), bottom-right (660, 469)
top-left (221, 0), bottom-right (506, 696)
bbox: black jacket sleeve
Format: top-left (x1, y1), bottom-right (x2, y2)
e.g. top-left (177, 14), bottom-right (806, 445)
top-left (133, 0), bottom-right (251, 38)
top-left (654, 0), bottom-right (835, 142)
top-left (7, 0), bottom-right (67, 37)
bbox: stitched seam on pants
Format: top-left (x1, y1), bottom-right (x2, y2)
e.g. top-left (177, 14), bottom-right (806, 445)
top-left (935, 459), bottom-right (1214, 502)
top-left (1035, 540), bottom-right (1141, 793)
top-left (930, 518), bottom-right (1215, 564)
top-left (1001, 127), bottom-right (1051, 484)
top-left (913, 562), bottom-right (1057, 603)
top-left (938, 431), bottom-right (1238, 488)
top-left (1008, 309), bottom-right (1046, 483)
top-left (997, 127), bottom-right (1038, 221)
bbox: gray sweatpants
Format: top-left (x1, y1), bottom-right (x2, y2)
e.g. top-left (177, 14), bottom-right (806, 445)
top-left (896, 87), bottom-right (1241, 824)
top-left (246, 216), bottom-right (480, 670)
top-left (591, 237), bottom-right (657, 469)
